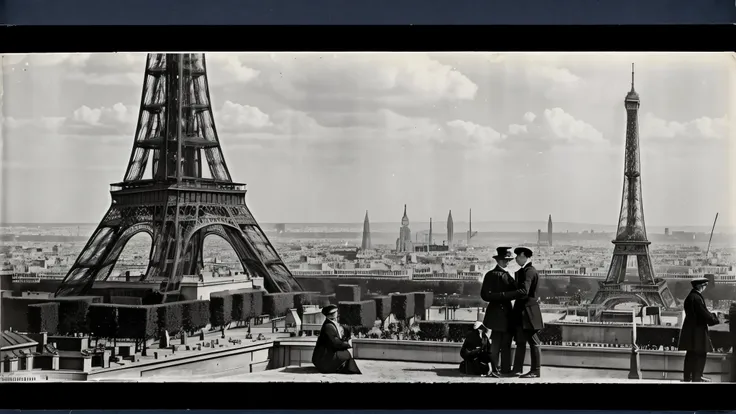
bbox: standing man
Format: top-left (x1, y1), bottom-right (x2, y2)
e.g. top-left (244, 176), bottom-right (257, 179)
top-left (488, 246), bottom-right (544, 378)
top-left (678, 277), bottom-right (721, 382)
top-left (480, 246), bottom-right (517, 377)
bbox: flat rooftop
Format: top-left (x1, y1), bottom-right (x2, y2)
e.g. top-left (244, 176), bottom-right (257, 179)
top-left (148, 360), bottom-right (679, 383)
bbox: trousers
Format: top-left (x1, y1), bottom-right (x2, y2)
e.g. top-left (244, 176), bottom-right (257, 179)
top-left (513, 329), bottom-right (541, 373)
top-left (490, 330), bottom-right (514, 373)
top-left (683, 351), bottom-right (707, 382)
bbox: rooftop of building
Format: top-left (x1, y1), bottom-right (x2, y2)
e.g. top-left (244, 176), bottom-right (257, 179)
top-left (1, 330), bottom-right (37, 350)
top-left (150, 360), bottom-right (678, 383)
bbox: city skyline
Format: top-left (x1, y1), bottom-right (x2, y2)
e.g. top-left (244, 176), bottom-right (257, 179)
top-left (2, 52), bottom-right (734, 227)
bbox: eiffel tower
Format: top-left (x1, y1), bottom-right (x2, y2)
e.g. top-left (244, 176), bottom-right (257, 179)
top-left (55, 53), bottom-right (303, 298)
top-left (591, 64), bottom-right (676, 310)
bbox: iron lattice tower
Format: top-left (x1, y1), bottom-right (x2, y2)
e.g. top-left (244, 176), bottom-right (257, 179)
top-left (55, 53), bottom-right (303, 297)
top-left (591, 65), bottom-right (676, 310)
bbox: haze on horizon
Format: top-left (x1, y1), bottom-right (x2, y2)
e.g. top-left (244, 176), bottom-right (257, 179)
top-left (2, 53), bottom-right (734, 228)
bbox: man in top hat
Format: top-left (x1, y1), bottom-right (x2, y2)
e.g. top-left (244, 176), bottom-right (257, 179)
top-left (485, 246), bottom-right (544, 378)
top-left (311, 304), bottom-right (362, 375)
top-left (677, 277), bottom-right (721, 382)
top-left (459, 321), bottom-right (494, 376)
top-left (480, 246), bottom-right (518, 377)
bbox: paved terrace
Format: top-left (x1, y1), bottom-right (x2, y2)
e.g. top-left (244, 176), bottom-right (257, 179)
top-left (148, 360), bottom-right (678, 383)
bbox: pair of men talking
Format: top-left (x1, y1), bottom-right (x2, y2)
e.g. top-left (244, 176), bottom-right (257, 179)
top-left (463, 246), bottom-right (544, 378)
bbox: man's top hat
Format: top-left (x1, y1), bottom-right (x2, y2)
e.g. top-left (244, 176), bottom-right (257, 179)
top-left (690, 277), bottom-right (710, 287)
top-left (493, 246), bottom-right (515, 261)
top-left (321, 304), bottom-right (339, 316)
top-left (514, 246), bottom-right (534, 257)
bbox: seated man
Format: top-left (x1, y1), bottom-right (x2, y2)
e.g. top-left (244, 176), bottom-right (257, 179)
top-left (311, 305), bottom-right (362, 375)
top-left (459, 321), bottom-right (495, 376)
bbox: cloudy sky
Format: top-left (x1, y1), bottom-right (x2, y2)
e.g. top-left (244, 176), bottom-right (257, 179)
top-left (1, 53), bottom-right (734, 227)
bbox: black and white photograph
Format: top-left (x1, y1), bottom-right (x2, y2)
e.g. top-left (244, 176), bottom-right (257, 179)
top-left (0, 52), bottom-right (734, 383)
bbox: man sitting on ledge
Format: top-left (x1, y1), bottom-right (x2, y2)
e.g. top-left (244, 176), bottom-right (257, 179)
top-left (311, 304), bottom-right (362, 375)
top-left (459, 321), bottom-right (495, 376)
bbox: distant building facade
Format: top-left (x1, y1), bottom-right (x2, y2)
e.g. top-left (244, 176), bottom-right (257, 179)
top-left (396, 204), bottom-right (413, 253)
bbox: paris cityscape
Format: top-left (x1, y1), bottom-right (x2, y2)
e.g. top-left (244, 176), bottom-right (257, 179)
top-left (0, 52), bottom-right (733, 382)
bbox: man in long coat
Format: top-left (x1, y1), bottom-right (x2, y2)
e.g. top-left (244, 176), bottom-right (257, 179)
top-left (480, 246), bottom-right (517, 377)
top-left (677, 277), bottom-right (721, 382)
top-left (311, 305), bottom-right (362, 375)
top-left (459, 321), bottom-right (493, 376)
top-left (486, 246), bottom-right (544, 378)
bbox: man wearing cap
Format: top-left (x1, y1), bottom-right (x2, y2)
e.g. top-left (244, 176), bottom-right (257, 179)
top-left (480, 246), bottom-right (518, 377)
top-left (459, 321), bottom-right (493, 376)
top-left (311, 304), bottom-right (362, 375)
top-left (484, 246), bottom-right (544, 378)
top-left (677, 277), bottom-right (721, 382)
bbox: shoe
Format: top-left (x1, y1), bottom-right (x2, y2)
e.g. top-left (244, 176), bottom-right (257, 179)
top-left (487, 371), bottom-right (502, 378)
top-left (693, 377), bottom-right (711, 383)
top-left (519, 371), bottom-right (541, 378)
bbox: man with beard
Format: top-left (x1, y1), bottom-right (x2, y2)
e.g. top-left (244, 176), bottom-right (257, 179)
top-left (480, 246), bottom-right (517, 377)
top-left (678, 277), bottom-right (721, 382)
top-left (311, 305), bottom-right (362, 375)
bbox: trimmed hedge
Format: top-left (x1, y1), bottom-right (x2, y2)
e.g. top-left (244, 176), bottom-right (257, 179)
top-left (55, 297), bottom-right (101, 335)
top-left (117, 305), bottom-right (158, 340)
top-left (87, 304), bottom-right (119, 339)
top-left (110, 296), bottom-right (143, 306)
top-left (314, 294), bottom-right (336, 307)
top-left (0, 296), bottom-right (102, 333)
top-left (338, 300), bottom-right (377, 328)
top-left (336, 285), bottom-right (361, 302)
top-left (447, 321), bottom-right (474, 342)
top-left (27, 302), bottom-right (59, 335)
top-left (373, 296), bottom-right (392, 321)
top-left (294, 291), bottom-right (318, 317)
top-left (635, 326), bottom-right (681, 349)
top-left (417, 321), bottom-right (448, 341)
top-left (231, 289), bottom-right (264, 322)
top-left (209, 292), bottom-right (234, 327)
top-left (182, 300), bottom-right (210, 334)
top-left (157, 302), bottom-right (184, 335)
top-left (413, 292), bottom-right (434, 320)
top-left (390, 293), bottom-right (415, 320)
top-left (263, 292), bottom-right (296, 317)
top-left (538, 323), bottom-right (563, 344)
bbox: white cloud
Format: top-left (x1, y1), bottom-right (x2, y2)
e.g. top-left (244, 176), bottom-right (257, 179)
top-left (3, 116), bottom-right (65, 131)
top-left (446, 119), bottom-right (503, 147)
top-left (5, 53), bottom-right (261, 87)
top-left (2, 54), bottom-right (90, 68)
top-left (640, 113), bottom-right (730, 140)
top-left (207, 54), bottom-right (260, 85)
top-left (526, 65), bottom-right (581, 86)
top-left (258, 53), bottom-right (478, 104)
top-left (71, 103), bottom-right (137, 127)
top-left (507, 108), bottom-right (606, 145)
top-left (217, 101), bottom-right (273, 130)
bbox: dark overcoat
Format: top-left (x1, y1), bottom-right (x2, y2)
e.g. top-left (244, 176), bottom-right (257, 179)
top-left (459, 329), bottom-right (491, 375)
top-left (311, 319), bottom-right (361, 374)
top-left (480, 266), bottom-right (516, 332)
top-left (677, 289), bottom-right (720, 353)
top-left (486, 262), bottom-right (544, 331)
